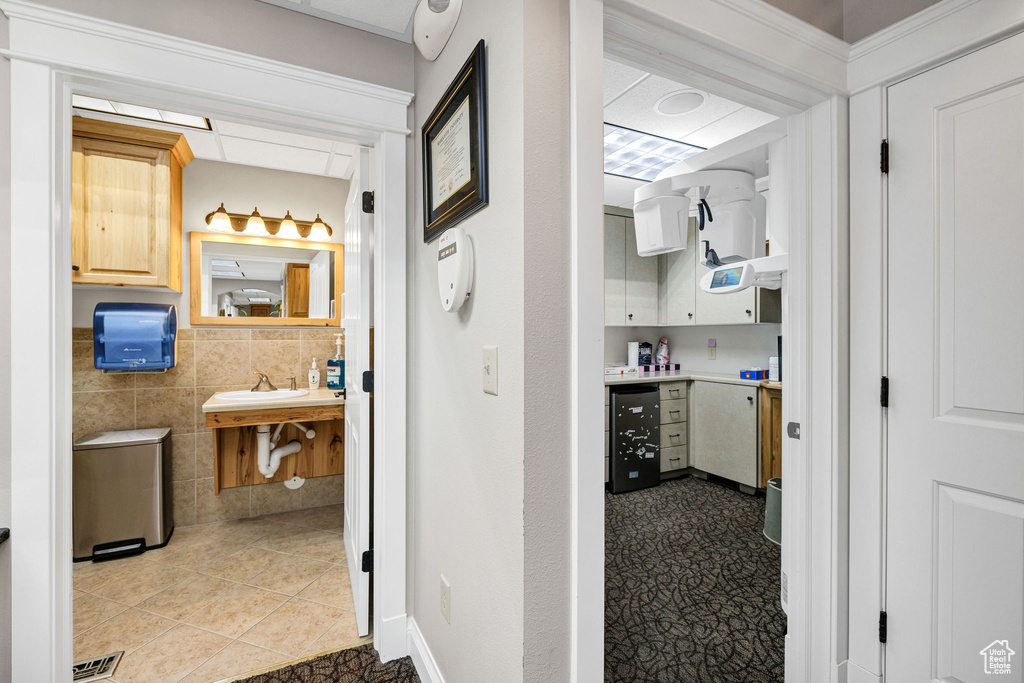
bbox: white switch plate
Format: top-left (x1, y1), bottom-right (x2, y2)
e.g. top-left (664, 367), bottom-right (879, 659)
top-left (440, 575), bottom-right (451, 623)
top-left (708, 346), bottom-right (716, 360)
top-left (483, 346), bottom-right (498, 395)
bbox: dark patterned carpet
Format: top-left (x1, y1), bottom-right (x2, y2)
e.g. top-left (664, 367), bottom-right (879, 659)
top-left (605, 476), bottom-right (786, 682)
top-left (236, 643), bottom-right (419, 683)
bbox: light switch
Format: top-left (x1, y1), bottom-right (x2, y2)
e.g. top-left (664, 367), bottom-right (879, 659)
top-left (483, 346), bottom-right (498, 395)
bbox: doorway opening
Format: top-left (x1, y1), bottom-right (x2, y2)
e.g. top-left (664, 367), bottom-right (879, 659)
top-left (599, 53), bottom-right (788, 681)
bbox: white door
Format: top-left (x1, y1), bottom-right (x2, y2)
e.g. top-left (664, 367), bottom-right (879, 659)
top-left (887, 33), bottom-right (1024, 683)
top-left (343, 147), bottom-right (373, 637)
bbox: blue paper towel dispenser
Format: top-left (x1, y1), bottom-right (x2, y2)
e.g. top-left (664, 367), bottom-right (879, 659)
top-left (93, 303), bottom-right (177, 372)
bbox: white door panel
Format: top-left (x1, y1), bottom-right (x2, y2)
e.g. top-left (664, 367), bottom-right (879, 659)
top-left (887, 32), bottom-right (1024, 683)
top-left (343, 147), bottom-right (372, 637)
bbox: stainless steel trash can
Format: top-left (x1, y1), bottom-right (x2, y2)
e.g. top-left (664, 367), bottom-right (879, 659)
top-left (764, 477), bottom-right (782, 546)
top-left (73, 428), bottom-right (174, 562)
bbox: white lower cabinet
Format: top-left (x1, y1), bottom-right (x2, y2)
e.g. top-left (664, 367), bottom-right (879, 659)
top-left (659, 382), bottom-right (688, 475)
top-left (690, 381), bottom-right (758, 487)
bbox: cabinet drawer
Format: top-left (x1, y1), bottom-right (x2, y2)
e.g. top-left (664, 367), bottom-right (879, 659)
top-left (661, 426), bottom-right (686, 449)
top-left (660, 445), bottom-right (687, 473)
top-left (661, 398), bottom-right (687, 424)
top-left (604, 406), bottom-right (609, 432)
top-left (659, 381), bottom-right (687, 400)
top-left (604, 385), bottom-right (610, 406)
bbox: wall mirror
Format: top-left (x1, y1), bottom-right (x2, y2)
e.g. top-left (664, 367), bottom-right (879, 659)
top-left (190, 232), bottom-right (343, 327)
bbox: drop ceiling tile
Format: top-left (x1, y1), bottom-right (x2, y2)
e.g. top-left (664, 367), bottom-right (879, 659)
top-left (604, 74), bottom-right (743, 144)
top-left (215, 121), bottom-right (334, 152)
top-left (681, 108), bottom-right (778, 149)
top-left (308, 0), bottom-right (417, 33)
top-left (603, 59), bottom-right (648, 107)
top-left (220, 137), bottom-right (332, 176)
top-left (327, 154), bottom-right (353, 179)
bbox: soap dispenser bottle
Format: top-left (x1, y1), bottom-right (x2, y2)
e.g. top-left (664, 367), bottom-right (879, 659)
top-left (308, 358), bottom-right (321, 390)
top-left (326, 334), bottom-right (344, 390)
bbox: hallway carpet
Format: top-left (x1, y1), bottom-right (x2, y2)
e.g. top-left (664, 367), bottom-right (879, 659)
top-left (236, 643), bottom-right (419, 683)
top-left (605, 476), bottom-right (786, 682)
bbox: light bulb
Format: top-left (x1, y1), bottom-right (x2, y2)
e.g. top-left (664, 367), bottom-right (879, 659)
top-left (278, 211), bottom-right (301, 239)
top-left (308, 214), bottom-right (331, 242)
top-left (244, 207), bottom-right (269, 236)
top-left (206, 203), bottom-right (233, 233)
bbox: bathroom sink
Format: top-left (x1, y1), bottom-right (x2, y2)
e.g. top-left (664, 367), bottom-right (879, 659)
top-left (214, 389), bottom-right (309, 401)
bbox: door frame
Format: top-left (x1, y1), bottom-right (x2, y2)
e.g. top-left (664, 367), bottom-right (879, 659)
top-left (0, 1), bottom-right (411, 677)
top-left (570, 1), bottom-right (850, 680)
top-left (848, 3), bottom-right (1024, 682)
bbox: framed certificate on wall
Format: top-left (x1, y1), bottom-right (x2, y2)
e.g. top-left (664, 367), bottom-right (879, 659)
top-left (422, 39), bottom-right (488, 243)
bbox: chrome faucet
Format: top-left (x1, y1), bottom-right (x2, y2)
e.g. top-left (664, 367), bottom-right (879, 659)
top-left (288, 376), bottom-right (297, 391)
top-left (250, 370), bottom-right (278, 392)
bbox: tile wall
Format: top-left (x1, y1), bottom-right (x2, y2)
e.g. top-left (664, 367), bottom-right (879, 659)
top-left (72, 328), bottom-right (346, 526)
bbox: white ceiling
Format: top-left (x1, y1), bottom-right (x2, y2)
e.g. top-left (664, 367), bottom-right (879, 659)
top-left (256, 0), bottom-right (418, 42)
top-left (73, 109), bottom-right (358, 180)
top-left (603, 58), bottom-right (777, 208)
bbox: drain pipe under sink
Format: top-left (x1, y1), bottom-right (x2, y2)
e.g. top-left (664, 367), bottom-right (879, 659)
top-left (256, 425), bottom-right (304, 478)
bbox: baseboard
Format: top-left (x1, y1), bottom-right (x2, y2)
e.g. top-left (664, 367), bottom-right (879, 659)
top-left (377, 612), bottom-right (410, 662)
top-left (408, 617), bottom-right (446, 683)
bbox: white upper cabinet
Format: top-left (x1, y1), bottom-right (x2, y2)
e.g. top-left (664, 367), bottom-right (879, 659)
top-left (623, 216), bottom-right (659, 325)
top-left (604, 214), bottom-right (627, 325)
top-left (659, 217), bottom-right (698, 325)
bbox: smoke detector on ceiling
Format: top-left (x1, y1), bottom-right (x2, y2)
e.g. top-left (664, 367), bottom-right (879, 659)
top-left (655, 90), bottom-right (706, 116)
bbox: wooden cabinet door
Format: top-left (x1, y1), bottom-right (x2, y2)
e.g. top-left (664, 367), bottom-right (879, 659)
top-left (604, 214), bottom-right (626, 325)
top-left (759, 384), bottom-right (782, 488)
top-left (691, 381), bottom-right (758, 487)
top-left (624, 217), bottom-right (658, 325)
top-left (286, 263), bottom-right (310, 318)
top-left (72, 137), bottom-right (171, 287)
top-left (659, 217), bottom-right (697, 325)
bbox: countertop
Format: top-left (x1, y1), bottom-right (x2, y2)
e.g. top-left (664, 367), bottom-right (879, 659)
top-left (604, 369), bottom-right (767, 388)
top-left (202, 387), bottom-right (346, 413)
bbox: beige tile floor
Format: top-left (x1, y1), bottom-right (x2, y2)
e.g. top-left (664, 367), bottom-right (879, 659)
top-left (73, 504), bottom-right (367, 683)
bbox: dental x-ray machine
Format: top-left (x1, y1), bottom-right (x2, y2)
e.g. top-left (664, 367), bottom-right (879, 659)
top-left (631, 120), bottom-right (788, 294)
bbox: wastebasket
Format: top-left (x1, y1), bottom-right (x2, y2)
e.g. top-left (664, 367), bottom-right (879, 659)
top-left (764, 477), bottom-right (782, 546)
top-left (73, 428), bottom-right (174, 561)
top-left (608, 384), bottom-right (661, 494)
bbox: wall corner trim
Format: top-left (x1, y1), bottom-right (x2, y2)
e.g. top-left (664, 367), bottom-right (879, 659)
top-left (408, 617), bottom-right (446, 683)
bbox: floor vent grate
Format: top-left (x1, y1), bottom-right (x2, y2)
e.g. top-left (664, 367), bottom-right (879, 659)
top-left (72, 651), bottom-right (123, 682)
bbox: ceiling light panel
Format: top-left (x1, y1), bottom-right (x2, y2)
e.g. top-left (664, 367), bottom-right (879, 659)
top-left (212, 270), bottom-right (245, 278)
top-left (72, 94), bottom-right (211, 130)
top-left (247, 297), bottom-right (271, 303)
top-left (603, 123), bottom-right (703, 182)
top-left (211, 259), bottom-right (240, 268)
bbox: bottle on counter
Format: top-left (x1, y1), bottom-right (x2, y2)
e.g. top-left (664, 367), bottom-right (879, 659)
top-left (327, 333), bottom-right (344, 390)
top-left (308, 358), bottom-right (321, 390)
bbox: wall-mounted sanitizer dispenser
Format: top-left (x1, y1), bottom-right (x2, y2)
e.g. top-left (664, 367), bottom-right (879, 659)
top-left (93, 303), bottom-right (177, 373)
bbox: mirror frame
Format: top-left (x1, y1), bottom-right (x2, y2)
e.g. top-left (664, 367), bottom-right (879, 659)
top-left (189, 231), bottom-right (344, 327)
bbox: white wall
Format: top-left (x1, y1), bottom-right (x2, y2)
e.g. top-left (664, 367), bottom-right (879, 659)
top-left (29, 0), bottom-right (414, 92)
top-left (604, 324), bottom-right (781, 376)
top-left (410, 0), bottom-right (573, 679)
top-left (71, 160), bottom-right (348, 328)
top-left (0, 9), bottom-right (12, 683)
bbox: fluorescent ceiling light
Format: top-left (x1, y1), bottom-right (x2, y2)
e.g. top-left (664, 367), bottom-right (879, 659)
top-left (603, 123), bottom-right (704, 182)
top-left (247, 297), bottom-right (271, 303)
top-left (72, 94), bottom-right (211, 130)
top-left (242, 288), bottom-right (266, 293)
top-left (211, 259), bottom-right (240, 268)
top-left (212, 270), bottom-right (245, 278)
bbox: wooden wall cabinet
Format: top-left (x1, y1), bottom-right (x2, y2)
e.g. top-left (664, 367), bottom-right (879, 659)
top-left (72, 117), bottom-right (193, 291)
top-left (691, 381), bottom-right (759, 488)
top-left (760, 381), bottom-right (783, 488)
top-left (285, 263), bottom-right (310, 318)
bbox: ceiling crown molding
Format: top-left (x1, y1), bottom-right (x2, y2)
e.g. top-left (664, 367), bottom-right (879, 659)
top-left (0, 0), bottom-right (414, 122)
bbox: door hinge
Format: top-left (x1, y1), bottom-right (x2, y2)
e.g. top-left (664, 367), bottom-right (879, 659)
top-left (880, 376), bottom-right (889, 408)
top-left (361, 549), bottom-right (373, 572)
top-left (880, 139), bottom-right (889, 174)
top-left (362, 190), bottom-right (375, 214)
top-left (362, 370), bottom-right (374, 393)
top-left (879, 610), bottom-right (888, 643)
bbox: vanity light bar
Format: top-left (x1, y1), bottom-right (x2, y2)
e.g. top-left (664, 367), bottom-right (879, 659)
top-left (205, 204), bottom-right (334, 242)
top-left (603, 123), bottom-right (704, 182)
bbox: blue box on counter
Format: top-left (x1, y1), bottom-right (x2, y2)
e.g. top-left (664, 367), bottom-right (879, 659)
top-left (740, 369), bottom-right (769, 380)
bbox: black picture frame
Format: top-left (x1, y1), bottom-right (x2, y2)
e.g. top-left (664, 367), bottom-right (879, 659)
top-left (422, 39), bottom-right (488, 243)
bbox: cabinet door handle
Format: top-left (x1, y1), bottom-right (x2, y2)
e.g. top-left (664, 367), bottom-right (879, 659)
top-left (628, 313), bottom-right (633, 320)
top-left (670, 457), bottom-right (681, 463)
top-left (669, 389), bottom-right (680, 396)
top-left (670, 409), bottom-right (681, 415)
top-left (670, 433), bottom-right (681, 439)
top-left (687, 312), bottom-right (693, 318)
top-left (746, 309), bottom-right (752, 315)
top-left (747, 396), bottom-right (754, 402)
top-left (72, 264), bottom-right (80, 271)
